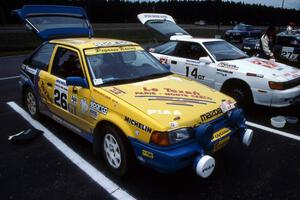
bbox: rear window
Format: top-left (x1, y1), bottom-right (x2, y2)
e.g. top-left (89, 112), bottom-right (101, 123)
top-left (146, 20), bottom-right (189, 37)
top-left (27, 16), bottom-right (88, 31)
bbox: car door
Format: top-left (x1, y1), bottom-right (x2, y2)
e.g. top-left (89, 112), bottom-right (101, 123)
top-left (170, 41), bottom-right (216, 88)
top-left (49, 45), bottom-right (92, 132)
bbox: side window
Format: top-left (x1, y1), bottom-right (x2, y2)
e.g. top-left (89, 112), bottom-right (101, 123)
top-left (29, 43), bottom-right (55, 71)
top-left (174, 42), bottom-right (208, 60)
top-left (289, 37), bottom-right (299, 47)
top-left (152, 41), bottom-right (178, 55)
top-left (52, 47), bottom-right (84, 79)
top-left (277, 37), bottom-right (289, 46)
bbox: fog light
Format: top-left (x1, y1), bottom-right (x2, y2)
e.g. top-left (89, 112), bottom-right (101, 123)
top-left (242, 129), bottom-right (253, 146)
top-left (194, 155), bottom-right (215, 178)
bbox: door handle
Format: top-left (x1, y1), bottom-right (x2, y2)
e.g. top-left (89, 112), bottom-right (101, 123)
top-left (47, 82), bottom-right (52, 87)
top-left (171, 60), bottom-right (177, 65)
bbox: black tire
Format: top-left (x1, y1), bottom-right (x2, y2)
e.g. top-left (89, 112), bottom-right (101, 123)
top-left (24, 87), bottom-right (40, 119)
top-left (223, 84), bottom-right (253, 108)
top-left (101, 125), bottom-right (136, 177)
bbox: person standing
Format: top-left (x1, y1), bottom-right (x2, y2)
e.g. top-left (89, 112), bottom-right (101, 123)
top-left (258, 26), bottom-right (276, 59)
top-left (286, 22), bottom-right (295, 34)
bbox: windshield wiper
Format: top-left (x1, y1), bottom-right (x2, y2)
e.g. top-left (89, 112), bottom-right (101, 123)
top-left (133, 72), bottom-right (172, 82)
top-left (99, 72), bottom-right (172, 86)
top-left (217, 58), bottom-right (234, 61)
top-left (101, 78), bottom-right (135, 86)
top-left (218, 55), bottom-right (248, 61)
top-left (237, 55), bottom-right (249, 59)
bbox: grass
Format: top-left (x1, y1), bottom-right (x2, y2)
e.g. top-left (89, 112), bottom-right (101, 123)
top-left (0, 24), bottom-right (225, 56)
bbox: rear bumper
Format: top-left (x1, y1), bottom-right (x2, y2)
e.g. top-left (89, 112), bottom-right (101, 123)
top-left (129, 110), bottom-right (249, 173)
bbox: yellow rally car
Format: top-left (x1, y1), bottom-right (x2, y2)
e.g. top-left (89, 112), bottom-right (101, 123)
top-left (14, 5), bottom-right (253, 177)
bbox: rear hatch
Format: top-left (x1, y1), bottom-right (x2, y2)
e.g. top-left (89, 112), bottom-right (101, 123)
top-left (137, 13), bottom-right (190, 40)
top-left (12, 5), bottom-right (93, 41)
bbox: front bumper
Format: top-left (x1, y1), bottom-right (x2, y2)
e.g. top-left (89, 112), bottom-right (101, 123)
top-left (129, 109), bottom-right (251, 173)
top-left (270, 86), bottom-right (300, 107)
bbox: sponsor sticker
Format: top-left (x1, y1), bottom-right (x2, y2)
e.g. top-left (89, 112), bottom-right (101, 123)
top-left (80, 98), bottom-right (89, 113)
top-left (200, 108), bottom-right (223, 122)
top-left (217, 62), bottom-right (239, 71)
top-left (159, 57), bottom-right (168, 64)
top-left (25, 65), bottom-right (38, 75)
top-left (93, 78), bottom-right (103, 85)
top-left (147, 109), bottom-right (182, 115)
top-left (170, 121), bottom-right (178, 128)
top-left (142, 150), bottom-right (154, 159)
top-left (124, 116), bottom-right (152, 133)
top-left (109, 87), bottom-right (126, 95)
top-left (54, 79), bottom-right (68, 110)
top-left (89, 101), bottom-right (108, 118)
top-left (70, 95), bottom-right (78, 106)
top-left (211, 128), bottom-right (231, 142)
top-left (94, 41), bottom-right (134, 47)
top-left (250, 59), bottom-right (279, 68)
top-left (143, 14), bottom-right (168, 20)
top-left (220, 100), bottom-right (236, 113)
top-left (85, 46), bottom-right (143, 55)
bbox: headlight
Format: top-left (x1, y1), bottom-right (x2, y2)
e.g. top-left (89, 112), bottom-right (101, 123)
top-left (150, 128), bottom-right (193, 146)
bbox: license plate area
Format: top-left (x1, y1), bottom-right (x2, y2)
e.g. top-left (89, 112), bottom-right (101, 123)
top-left (213, 136), bottom-right (230, 152)
top-left (211, 128), bottom-right (231, 152)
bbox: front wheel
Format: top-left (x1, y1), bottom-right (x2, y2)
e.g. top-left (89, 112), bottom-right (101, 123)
top-left (223, 85), bottom-right (253, 108)
top-left (25, 88), bottom-right (40, 119)
top-left (102, 125), bottom-right (135, 176)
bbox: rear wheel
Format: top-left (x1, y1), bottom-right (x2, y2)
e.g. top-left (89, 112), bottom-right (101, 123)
top-left (25, 88), bottom-right (40, 119)
top-left (102, 125), bottom-right (135, 177)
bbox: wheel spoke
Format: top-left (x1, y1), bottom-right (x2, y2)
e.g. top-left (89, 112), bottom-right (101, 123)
top-left (103, 133), bottom-right (122, 169)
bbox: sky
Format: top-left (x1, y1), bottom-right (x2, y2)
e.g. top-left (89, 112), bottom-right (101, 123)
top-left (135, 0), bottom-right (300, 10)
top-left (226, 0), bottom-right (300, 10)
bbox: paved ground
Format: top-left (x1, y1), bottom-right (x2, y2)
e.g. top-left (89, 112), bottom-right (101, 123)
top-left (1, 55), bottom-right (300, 200)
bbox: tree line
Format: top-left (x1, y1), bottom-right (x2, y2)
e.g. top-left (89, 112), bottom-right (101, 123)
top-left (1, 0), bottom-right (300, 25)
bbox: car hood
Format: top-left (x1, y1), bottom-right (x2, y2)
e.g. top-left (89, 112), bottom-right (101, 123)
top-left (101, 74), bottom-right (233, 129)
top-left (220, 57), bottom-right (300, 81)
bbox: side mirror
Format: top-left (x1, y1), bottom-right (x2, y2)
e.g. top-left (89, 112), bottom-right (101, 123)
top-left (66, 77), bottom-right (88, 88)
top-left (199, 56), bottom-right (212, 64)
top-left (162, 63), bottom-right (171, 70)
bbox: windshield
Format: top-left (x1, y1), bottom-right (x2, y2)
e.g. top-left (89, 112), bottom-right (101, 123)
top-left (203, 41), bottom-right (249, 61)
top-left (234, 24), bottom-right (254, 31)
top-left (85, 46), bottom-right (170, 86)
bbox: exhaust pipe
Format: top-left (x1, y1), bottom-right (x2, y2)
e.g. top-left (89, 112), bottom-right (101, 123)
top-left (194, 155), bottom-right (215, 178)
top-left (242, 129), bottom-right (253, 147)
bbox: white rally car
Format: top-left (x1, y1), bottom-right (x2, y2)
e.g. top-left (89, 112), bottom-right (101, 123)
top-left (138, 13), bottom-right (300, 107)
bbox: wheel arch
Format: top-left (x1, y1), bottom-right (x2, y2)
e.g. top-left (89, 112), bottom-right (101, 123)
top-left (221, 78), bottom-right (254, 101)
top-left (93, 120), bottom-right (132, 155)
top-left (22, 83), bottom-right (33, 105)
